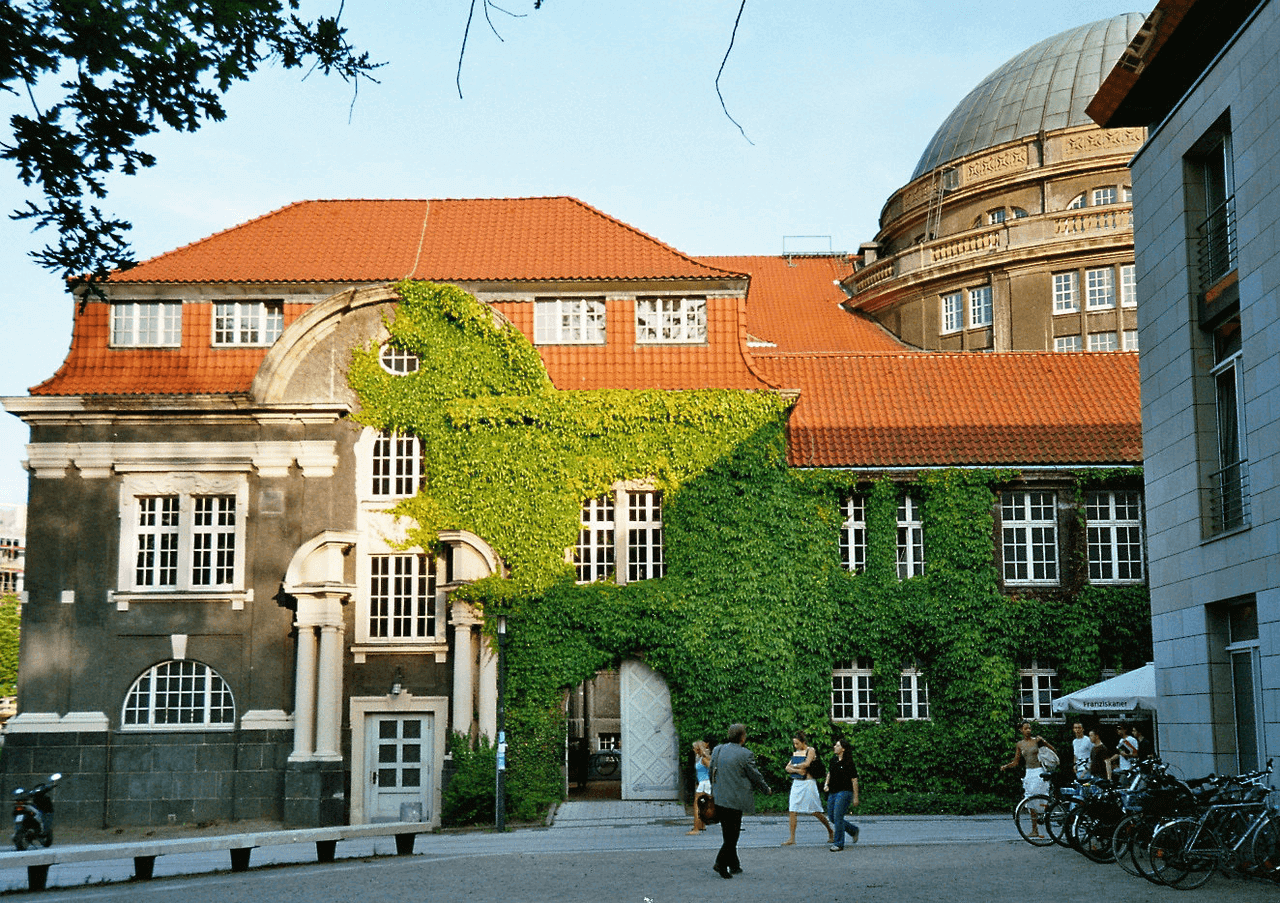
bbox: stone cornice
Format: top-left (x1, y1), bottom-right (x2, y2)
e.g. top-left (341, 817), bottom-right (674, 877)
top-left (25, 440), bottom-right (339, 480)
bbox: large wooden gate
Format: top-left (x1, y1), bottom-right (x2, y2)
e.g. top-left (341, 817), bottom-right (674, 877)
top-left (619, 659), bottom-right (678, 800)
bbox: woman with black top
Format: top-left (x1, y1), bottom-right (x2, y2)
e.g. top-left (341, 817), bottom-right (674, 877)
top-left (823, 738), bottom-right (860, 851)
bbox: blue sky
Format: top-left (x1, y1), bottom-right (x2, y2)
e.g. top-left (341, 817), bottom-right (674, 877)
top-left (0, 1), bottom-right (1143, 505)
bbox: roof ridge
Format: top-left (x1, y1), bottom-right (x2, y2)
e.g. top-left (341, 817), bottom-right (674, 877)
top-left (559, 197), bottom-right (746, 278)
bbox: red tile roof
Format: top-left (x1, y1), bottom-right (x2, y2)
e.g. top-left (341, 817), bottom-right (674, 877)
top-left (30, 303), bottom-right (311, 396)
top-left (756, 351), bottom-right (1142, 467)
top-left (700, 255), bottom-right (908, 353)
top-left (110, 198), bottom-right (740, 284)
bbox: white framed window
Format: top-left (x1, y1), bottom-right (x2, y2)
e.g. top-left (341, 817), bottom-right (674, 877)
top-left (122, 660), bottom-right (235, 730)
top-left (368, 553), bottom-right (436, 639)
top-left (1087, 332), bottom-right (1118, 352)
top-left (572, 488), bottom-right (664, 584)
top-left (353, 515), bottom-right (447, 649)
top-left (840, 494), bottom-right (866, 573)
top-left (1120, 264), bottom-right (1137, 308)
top-left (119, 474), bottom-right (248, 593)
top-left (1019, 660), bottom-right (1062, 721)
top-left (1086, 267), bottom-right (1115, 310)
top-left (899, 664), bottom-right (930, 720)
top-left (941, 291), bottom-right (963, 333)
top-left (1092, 186), bottom-right (1117, 206)
top-left (896, 494), bottom-right (923, 579)
top-left (213, 301), bottom-right (283, 346)
top-left (968, 285), bottom-right (993, 328)
top-left (371, 432), bottom-right (422, 499)
top-left (1067, 193), bottom-right (1086, 209)
top-left (1122, 186), bottom-right (1133, 202)
top-left (1123, 330), bottom-right (1138, 351)
top-left (832, 657), bottom-right (878, 721)
top-left (379, 343), bottom-right (420, 374)
top-left (111, 301), bottom-right (181, 347)
top-left (575, 497), bottom-right (615, 582)
top-left (1054, 335), bottom-right (1082, 353)
top-left (1052, 272), bottom-right (1079, 313)
top-left (1086, 490), bottom-right (1144, 583)
top-left (635, 297), bottom-right (706, 344)
top-left (627, 491), bottom-right (664, 581)
top-left (987, 208), bottom-right (1006, 224)
top-left (534, 298), bottom-right (606, 345)
top-left (1001, 491), bottom-right (1058, 584)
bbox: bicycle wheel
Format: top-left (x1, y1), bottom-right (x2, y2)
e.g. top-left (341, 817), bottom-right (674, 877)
top-left (1124, 816), bottom-right (1165, 885)
top-left (1075, 811), bottom-right (1117, 863)
top-left (1150, 818), bottom-right (1219, 889)
top-left (1112, 814), bottom-right (1145, 878)
top-left (1249, 813), bottom-right (1280, 877)
top-left (1044, 799), bottom-right (1073, 848)
top-left (1014, 795), bottom-right (1054, 846)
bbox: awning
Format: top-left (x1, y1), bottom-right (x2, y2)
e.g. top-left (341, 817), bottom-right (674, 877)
top-left (1051, 663), bottom-right (1157, 714)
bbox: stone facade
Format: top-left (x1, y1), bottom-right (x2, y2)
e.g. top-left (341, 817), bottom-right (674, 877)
top-left (1096, 0), bottom-right (1278, 775)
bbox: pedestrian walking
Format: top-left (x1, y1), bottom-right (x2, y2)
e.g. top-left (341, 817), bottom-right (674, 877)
top-left (688, 740), bottom-right (712, 834)
top-left (823, 738), bottom-right (860, 851)
top-left (781, 730), bottom-right (835, 846)
top-left (708, 723), bottom-right (771, 880)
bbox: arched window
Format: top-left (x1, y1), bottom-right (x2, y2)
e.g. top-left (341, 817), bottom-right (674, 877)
top-left (1067, 193), bottom-right (1087, 209)
top-left (379, 343), bottom-right (419, 375)
top-left (122, 660), bottom-right (236, 729)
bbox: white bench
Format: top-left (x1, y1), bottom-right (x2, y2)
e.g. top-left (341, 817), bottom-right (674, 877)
top-left (1, 821), bottom-right (427, 891)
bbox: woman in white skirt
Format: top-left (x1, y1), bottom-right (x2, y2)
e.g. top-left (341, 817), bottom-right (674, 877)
top-left (781, 730), bottom-right (834, 845)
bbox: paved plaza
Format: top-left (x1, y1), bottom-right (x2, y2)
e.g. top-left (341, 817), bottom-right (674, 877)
top-left (0, 802), bottom-right (1275, 900)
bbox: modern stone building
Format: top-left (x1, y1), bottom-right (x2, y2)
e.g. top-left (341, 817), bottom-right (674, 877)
top-left (846, 15), bottom-right (1146, 355)
top-left (1089, 0), bottom-right (1278, 775)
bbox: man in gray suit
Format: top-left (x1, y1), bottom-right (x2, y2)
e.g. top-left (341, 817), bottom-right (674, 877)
top-left (709, 723), bottom-right (772, 879)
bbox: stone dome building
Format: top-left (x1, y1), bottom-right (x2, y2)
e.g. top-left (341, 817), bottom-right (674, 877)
top-left (844, 14), bottom-right (1148, 353)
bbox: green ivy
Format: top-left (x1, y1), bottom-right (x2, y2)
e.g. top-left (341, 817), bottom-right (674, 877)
top-left (0, 595), bottom-right (19, 698)
top-left (351, 282), bottom-right (1152, 820)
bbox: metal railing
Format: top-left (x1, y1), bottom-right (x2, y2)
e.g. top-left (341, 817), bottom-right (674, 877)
top-left (1208, 458), bottom-right (1250, 533)
top-left (1196, 196), bottom-right (1237, 294)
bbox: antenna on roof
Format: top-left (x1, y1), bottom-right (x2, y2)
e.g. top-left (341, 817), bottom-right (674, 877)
top-left (782, 235), bottom-right (833, 267)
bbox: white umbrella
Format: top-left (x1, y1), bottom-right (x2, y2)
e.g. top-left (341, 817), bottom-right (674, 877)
top-left (1051, 663), bottom-right (1157, 714)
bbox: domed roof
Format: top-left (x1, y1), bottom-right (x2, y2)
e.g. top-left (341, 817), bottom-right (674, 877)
top-left (911, 13), bottom-right (1145, 180)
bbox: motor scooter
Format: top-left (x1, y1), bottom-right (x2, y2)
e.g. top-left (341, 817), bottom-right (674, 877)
top-left (12, 773), bottom-right (61, 850)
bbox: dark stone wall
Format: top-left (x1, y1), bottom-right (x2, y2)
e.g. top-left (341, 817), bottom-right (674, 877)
top-left (1, 730), bottom-right (292, 828)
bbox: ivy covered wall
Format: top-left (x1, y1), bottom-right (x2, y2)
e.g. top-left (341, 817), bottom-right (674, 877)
top-left (352, 282), bottom-right (1152, 819)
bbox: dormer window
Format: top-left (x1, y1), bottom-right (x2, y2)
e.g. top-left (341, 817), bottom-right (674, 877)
top-left (534, 298), bottom-right (606, 345)
top-left (635, 297), bottom-right (706, 344)
top-left (111, 302), bottom-right (181, 347)
top-left (213, 301), bottom-right (283, 346)
top-left (379, 343), bottom-right (420, 374)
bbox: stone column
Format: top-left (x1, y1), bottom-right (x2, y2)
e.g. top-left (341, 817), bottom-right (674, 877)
top-left (452, 619), bottom-right (475, 735)
top-left (478, 638), bottom-right (497, 741)
top-left (289, 625), bottom-right (318, 761)
top-left (313, 623), bottom-right (344, 760)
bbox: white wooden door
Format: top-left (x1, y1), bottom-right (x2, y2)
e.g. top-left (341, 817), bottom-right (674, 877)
top-left (620, 659), bottom-right (678, 800)
top-left (364, 713), bottom-right (432, 822)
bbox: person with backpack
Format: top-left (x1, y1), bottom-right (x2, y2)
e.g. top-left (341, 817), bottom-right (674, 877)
top-left (781, 730), bottom-right (835, 846)
top-left (823, 738), bottom-right (860, 851)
